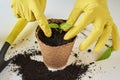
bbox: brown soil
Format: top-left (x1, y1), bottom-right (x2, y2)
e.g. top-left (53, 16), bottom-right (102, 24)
top-left (37, 19), bottom-right (76, 46)
top-left (11, 49), bottom-right (91, 80)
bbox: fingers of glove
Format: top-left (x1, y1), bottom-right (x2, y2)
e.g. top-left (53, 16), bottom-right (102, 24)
top-left (31, 0), bottom-right (45, 16)
top-left (10, 1), bottom-right (21, 18)
top-left (63, 2), bottom-right (83, 31)
top-left (18, 1), bottom-right (36, 21)
top-left (79, 29), bottom-right (103, 51)
top-left (26, 11), bottom-right (36, 21)
top-left (31, 0), bottom-right (52, 37)
top-left (64, 12), bottom-right (93, 40)
top-left (26, 0), bottom-right (46, 21)
top-left (64, 9), bottom-right (83, 31)
top-left (111, 23), bottom-right (120, 50)
top-left (31, 0), bottom-right (47, 23)
top-left (94, 25), bottom-right (112, 52)
top-left (39, 0), bottom-right (47, 12)
top-left (79, 20), bottom-right (105, 51)
top-left (37, 19), bottom-right (52, 38)
top-left (22, 7), bottom-right (36, 21)
top-left (17, 2), bottom-right (25, 18)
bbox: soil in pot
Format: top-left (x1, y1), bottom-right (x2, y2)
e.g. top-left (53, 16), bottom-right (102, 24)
top-left (37, 19), bottom-right (76, 46)
top-left (36, 19), bottom-right (76, 69)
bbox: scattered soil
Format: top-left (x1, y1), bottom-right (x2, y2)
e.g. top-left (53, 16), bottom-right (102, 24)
top-left (11, 49), bottom-right (92, 80)
top-left (8, 19), bottom-right (95, 80)
top-left (87, 49), bottom-right (92, 53)
top-left (37, 19), bottom-right (76, 46)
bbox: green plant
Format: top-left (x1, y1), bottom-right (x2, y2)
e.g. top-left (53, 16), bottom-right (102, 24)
top-left (48, 23), bottom-right (71, 33)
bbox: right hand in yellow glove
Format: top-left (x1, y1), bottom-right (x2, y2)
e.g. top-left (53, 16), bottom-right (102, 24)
top-left (10, 0), bottom-right (52, 37)
top-left (61, 0), bottom-right (120, 52)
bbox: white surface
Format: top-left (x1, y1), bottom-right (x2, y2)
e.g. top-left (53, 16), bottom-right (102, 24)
top-left (0, 0), bottom-right (120, 80)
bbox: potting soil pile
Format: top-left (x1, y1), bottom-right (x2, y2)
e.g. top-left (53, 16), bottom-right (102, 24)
top-left (9, 48), bottom-right (93, 80)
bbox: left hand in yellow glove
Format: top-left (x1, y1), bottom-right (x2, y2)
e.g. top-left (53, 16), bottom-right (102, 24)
top-left (10, 0), bottom-right (51, 37)
top-left (61, 0), bottom-right (120, 52)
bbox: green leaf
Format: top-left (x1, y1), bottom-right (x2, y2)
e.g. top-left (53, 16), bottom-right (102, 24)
top-left (60, 23), bottom-right (72, 29)
top-left (97, 47), bottom-right (113, 61)
top-left (48, 23), bottom-right (59, 28)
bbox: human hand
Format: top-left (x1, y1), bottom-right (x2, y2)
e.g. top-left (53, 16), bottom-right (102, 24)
top-left (61, 0), bottom-right (120, 52)
top-left (10, 0), bottom-right (51, 37)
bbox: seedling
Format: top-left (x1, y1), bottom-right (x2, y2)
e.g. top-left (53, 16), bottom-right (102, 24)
top-left (48, 23), bottom-right (71, 33)
top-left (36, 19), bottom-right (76, 69)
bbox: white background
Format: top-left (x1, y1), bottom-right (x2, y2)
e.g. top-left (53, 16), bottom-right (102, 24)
top-left (0, 0), bottom-right (120, 80)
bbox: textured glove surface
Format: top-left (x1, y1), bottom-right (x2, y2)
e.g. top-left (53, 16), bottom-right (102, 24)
top-left (10, 0), bottom-right (51, 37)
top-left (62, 0), bottom-right (120, 52)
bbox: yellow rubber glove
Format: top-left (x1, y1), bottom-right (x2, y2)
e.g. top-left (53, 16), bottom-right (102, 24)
top-left (62, 0), bottom-right (120, 52)
top-left (10, 0), bottom-right (51, 37)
